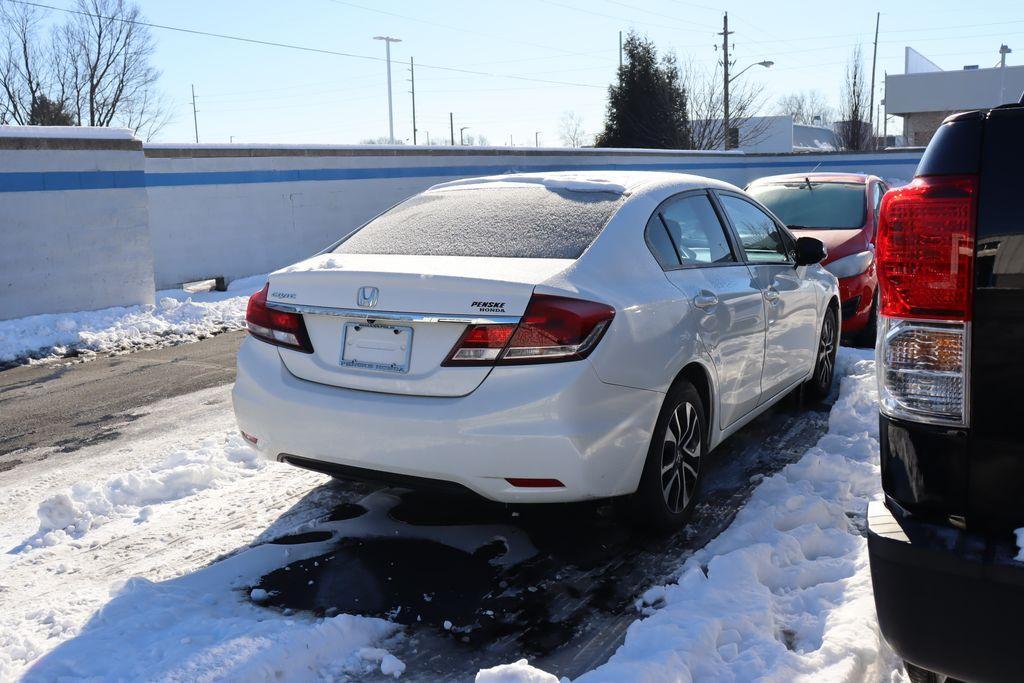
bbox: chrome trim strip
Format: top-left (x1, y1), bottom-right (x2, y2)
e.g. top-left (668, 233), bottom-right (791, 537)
top-left (266, 301), bottom-right (521, 325)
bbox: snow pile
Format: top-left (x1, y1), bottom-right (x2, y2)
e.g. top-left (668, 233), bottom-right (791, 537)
top-left (22, 433), bottom-right (262, 550)
top-left (488, 349), bottom-right (898, 682)
top-left (476, 659), bottom-right (560, 683)
top-left (1, 394), bottom-right (404, 681)
top-left (0, 274), bottom-right (266, 365)
top-left (1015, 529), bottom-right (1024, 562)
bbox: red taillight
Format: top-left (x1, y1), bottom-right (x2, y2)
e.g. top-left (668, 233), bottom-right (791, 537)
top-left (876, 175), bottom-right (978, 321)
top-left (442, 294), bottom-right (615, 366)
top-left (245, 284), bottom-right (314, 353)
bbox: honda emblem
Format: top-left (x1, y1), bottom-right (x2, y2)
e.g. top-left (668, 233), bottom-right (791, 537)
top-left (357, 286), bottom-right (379, 308)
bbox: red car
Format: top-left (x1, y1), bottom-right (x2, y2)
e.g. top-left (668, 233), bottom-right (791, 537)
top-left (746, 172), bottom-right (889, 344)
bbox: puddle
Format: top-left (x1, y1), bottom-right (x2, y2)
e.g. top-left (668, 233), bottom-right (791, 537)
top-left (257, 537), bottom-right (500, 628)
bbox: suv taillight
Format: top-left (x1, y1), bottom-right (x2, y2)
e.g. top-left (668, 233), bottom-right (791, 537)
top-left (245, 284), bottom-right (314, 353)
top-left (442, 294), bottom-right (614, 366)
top-left (875, 174), bottom-right (977, 426)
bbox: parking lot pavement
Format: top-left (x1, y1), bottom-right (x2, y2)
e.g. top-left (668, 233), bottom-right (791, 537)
top-left (0, 330), bottom-right (244, 469)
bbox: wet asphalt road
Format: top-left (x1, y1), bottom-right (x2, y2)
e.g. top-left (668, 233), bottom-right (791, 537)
top-left (252, 389), bottom-right (833, 681)
top-left (2, 333), bottom-right (837, 680)
top-left (0, 331), bottom-right (245, 469)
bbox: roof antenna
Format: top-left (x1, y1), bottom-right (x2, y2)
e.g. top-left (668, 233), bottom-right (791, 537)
top-left (804, 161), bottom-right (822, 190)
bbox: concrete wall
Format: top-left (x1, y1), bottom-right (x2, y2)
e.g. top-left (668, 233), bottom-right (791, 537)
top-left (0, 130), bottom-right (923, 319)
top-left (0, 130), bottom-right (154, 320)
top-left (144, 145), bottom-right (923, 289)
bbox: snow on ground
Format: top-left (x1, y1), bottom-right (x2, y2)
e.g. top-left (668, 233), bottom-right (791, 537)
top-left (0, 385), bottom-right (401, 681)
top-left (0, 274), bottom-right (266, 366)
top-left (478, 348), bottom-right (903, 683)
top-left (2, 348), bottom-right (900, 682)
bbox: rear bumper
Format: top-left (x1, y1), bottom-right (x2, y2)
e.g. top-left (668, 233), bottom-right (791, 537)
top-left (837, 270), bottom-right (876, 334)
top-left (232, 337), bottom-right (663, 503)
top-left (867, 499), bottom-right (1024, 682)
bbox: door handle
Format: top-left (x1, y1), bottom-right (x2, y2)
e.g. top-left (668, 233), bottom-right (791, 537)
top-left (693, 294), bottom-right (719, 310)
top-left (763, 288), bottom-right (780, 303)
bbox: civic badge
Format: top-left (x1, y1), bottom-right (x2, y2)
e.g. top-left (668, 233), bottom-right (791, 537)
top-left (357, 286), bottom-right (379, 308)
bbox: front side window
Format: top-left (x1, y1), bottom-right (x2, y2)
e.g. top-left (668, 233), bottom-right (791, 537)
top-left (645, 193), bottom-right (735, 268)
top-left (719, 194), bottom-right (792, 264)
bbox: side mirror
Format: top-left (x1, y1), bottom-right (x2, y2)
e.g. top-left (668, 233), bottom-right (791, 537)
top-left (794, 236), bottom-right (827, 266)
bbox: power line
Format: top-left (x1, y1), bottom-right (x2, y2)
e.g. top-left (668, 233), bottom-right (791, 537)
top-left (7, 0), bottom-right (605, 90)
top-left (326, 0), bottom-right (612, 61)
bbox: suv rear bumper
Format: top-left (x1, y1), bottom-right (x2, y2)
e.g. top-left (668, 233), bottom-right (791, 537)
top-left (867, 499), bottom-right (1024, 682)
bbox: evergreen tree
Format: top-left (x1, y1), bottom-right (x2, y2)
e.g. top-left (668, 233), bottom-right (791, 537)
top-left (596, 32), bottom-right (690, 149)
top-left (29, 94), bottom-right (75, 126)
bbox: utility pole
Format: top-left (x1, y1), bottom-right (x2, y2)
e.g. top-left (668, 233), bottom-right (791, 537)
top-left (408, 57), bottom-right (417, 145)
top-left (190, 84), bottom-right (199, 144)
top-left (618, 30), bottom-right (622, 70)
top-left (868, 12), bottom-right (880, 148)
top-left (720, 13), bottom-right (733, 150)
top-left (450, 112), bottom-right (455, 146)
top-left (373, 36), bottom-right (402, 144)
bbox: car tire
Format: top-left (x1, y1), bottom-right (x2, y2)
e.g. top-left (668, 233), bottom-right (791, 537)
top-left (805, 303), bottom-right (839, 401)
top-left (626, 380), bottom-right (706, 531)
top-left (855, 293), bottom-right (879, 348)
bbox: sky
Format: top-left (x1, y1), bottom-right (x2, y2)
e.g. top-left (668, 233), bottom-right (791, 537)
top-left (31, 0), bottom-right (1024, 145)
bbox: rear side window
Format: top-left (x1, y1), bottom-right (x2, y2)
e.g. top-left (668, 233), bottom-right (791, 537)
top-left (334, 186), bottom-right (624, 259)
top-left (646, 194), bottom-right (735, 268)
top-left (719, 194), bottom-right (793, 264)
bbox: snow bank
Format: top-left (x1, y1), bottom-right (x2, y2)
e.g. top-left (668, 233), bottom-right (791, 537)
top-left (477, 658), bottom-right (560, 683)
top-left (0, 274), bottom-right (265, 365)
top-left (21, 433), bottom-right (262, 550)
top-left (485, 349), bottom-right (899, 682)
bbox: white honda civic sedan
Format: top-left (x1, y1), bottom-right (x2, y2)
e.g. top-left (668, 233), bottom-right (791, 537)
top-left (233, 171), bottom-right (838, 528)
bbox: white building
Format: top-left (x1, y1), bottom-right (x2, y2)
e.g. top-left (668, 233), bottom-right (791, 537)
top-left (697, 115), bottom-right (840, 153)
top-left (885, 47), bottom-right (1024, 146)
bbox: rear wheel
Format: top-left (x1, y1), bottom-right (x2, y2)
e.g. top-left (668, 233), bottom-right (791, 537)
top-left (627, 381), bottom-right (706, 531)
top-left (805, 304), bottom-right (839, 400)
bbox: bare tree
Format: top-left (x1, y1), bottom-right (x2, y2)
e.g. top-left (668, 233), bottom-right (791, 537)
top-left (56, 0), bottom-right (165, 137)
top-left (836, 46), bottom-right (871, 150)
top-left (776, 89), bottom-right (833, 126)
top-left (558, 110), bottom-right (586, 147)
top-left (0, 0), bottom-right (168, 136)
top-left (684, 60), bottom-right (769, 150)
top-left (0, 1), bottom-right (48, 124)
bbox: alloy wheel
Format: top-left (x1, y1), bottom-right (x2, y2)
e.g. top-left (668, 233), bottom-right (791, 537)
top-left (816, 311), bottom-right (836, 389)
top-left (660, 401), bottom-right (701, 514)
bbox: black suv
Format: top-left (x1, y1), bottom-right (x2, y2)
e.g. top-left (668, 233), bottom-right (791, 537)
top-left (868, 97), bottom-right (1024, 682)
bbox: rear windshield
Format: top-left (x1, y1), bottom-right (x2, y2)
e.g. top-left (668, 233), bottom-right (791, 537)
top-left (746, 182), bottom-right (867, 230)
top-left (334, 186), bottom-right (624, 259)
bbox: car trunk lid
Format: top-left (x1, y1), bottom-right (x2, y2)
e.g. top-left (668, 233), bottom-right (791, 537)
top-left (266, 253), bottom-right (574, 397)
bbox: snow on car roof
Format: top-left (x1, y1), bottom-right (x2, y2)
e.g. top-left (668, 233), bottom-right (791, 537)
top-left (430, 170), bottom-right (725, 196)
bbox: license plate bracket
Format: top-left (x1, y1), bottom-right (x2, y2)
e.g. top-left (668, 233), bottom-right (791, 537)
top-left (339, 322), bottom-right (413, 374)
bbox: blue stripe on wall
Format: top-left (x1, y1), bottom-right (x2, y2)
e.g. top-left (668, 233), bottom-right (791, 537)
top-left (0, 156), bottom-right (918, 193)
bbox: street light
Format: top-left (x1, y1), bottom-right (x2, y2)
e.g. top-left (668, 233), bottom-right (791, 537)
top-left (535, 131), bottom-right (542, 147)
top-left (724, 60), bottom-right (773, 150)
top-left (728, 60), bottom-right (773, 85)
top-left (460, 126), bottom-right (470, 145)
top-left (373, 36), bottom-right (402, 144)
